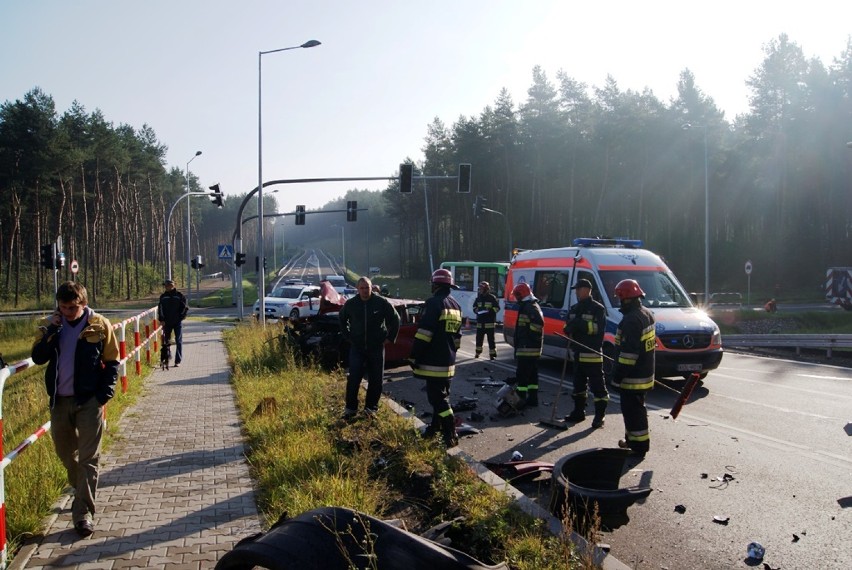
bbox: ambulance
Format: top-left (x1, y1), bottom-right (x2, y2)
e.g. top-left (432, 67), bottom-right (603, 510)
top-left (504, 238), bottom-right (723, 381)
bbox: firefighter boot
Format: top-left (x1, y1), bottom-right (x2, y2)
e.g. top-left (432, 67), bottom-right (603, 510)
top-left (440, 415), bottom-right (459, 448)
top-left (421, 416), bottom-right (440, 440)
top-left (565, 396), bottom-right (587, 423)
top-left (591, 400), bottom-right (607, 429)
top-left (525, 389), bottom-right (538, 407)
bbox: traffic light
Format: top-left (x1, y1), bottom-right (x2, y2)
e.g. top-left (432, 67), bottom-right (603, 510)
top-left (191, 258), bottom-right (198, 270)
top-left (208, 183), bottom-right (223, 208)
top-left (263, 257), bottom-right (268, 271)
top-left (399, 163), bottom-right (413, 193)
top-left (57, 251), bottom-right (66, 269)
top-left (295, 205), bottom-right (306, 225)
top-left (458, 163), bottom-right (472, 193)
top-left (347, 200), bottom-right (357, 222)
top-left (235, 252), bottom-right (246, 267)
top-left (40, 244), bottom-right (56, 269)
top-left (473, 195), bottom-right (486, 218)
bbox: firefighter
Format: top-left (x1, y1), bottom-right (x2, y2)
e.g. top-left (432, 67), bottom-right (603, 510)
top-left (612, 279), bottom-right (655, 456)
top-left (472, 281), bottom-right (499, 360)
top-left (410, 269), bottom-right (463, 447)
top-left (563, 278), bottom-right (609, 428)
top-left (512, 282), bottom-right (543, 407)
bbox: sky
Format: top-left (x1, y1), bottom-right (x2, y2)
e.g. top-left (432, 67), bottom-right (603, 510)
top-left (2, 1), bottom-right (851, 214)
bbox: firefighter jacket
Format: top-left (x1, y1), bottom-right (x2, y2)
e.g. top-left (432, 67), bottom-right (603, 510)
top-left (613, 300), bottom-right (656, 391)
top-left (472, 292), bottom-right (499, 325)
top-left (31, 309), bottom-right (121, 408)
top-left (158, 289), bottom-right (188, 326)
top-left (339, 293), bottom-right (400, 351)
top-left (411, 288), bottom-right (462, 379)
top-left (563, 297), bottom-right (606, 363)
top-left (514, 297), bottom-right (544, 358)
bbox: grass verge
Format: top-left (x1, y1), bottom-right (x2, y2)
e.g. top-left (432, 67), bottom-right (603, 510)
top-left (224, 322), bottom-right (597, 569)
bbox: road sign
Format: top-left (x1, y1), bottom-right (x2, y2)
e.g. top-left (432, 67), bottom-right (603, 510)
top-left (70, 259), bottom-right (79, 274)
top-left (217, 244), bottom-right (234, 260)
top-left (745, 260), bottom-right (752, 275)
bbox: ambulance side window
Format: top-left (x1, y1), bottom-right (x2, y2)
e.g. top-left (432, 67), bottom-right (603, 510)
top-left (534, 271), bottom-right (568, 308)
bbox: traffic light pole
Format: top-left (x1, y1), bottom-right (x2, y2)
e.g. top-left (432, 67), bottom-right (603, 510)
top-left (165, 190), bottom-right (218, 285)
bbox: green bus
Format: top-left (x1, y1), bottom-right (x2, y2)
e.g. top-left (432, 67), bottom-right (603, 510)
top-left (439, 261), bottom-right (509, 323)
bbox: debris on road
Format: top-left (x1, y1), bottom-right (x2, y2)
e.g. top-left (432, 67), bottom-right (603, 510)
top-left (712, 515), bottom-right (730, 525)
top-left (747, 541), bottom-right (765, 560)
top-left (674, 504), bottom-right (686, 514)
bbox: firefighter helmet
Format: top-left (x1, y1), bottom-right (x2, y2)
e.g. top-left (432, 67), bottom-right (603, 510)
top-left (478, 281), bottom-right (490, 291)
top-left (512, 282), bottom-right (532, 300)
top-left (614, 279), bottom-right (645, 300)
top-left (431, 268), bottom-right (459, 289)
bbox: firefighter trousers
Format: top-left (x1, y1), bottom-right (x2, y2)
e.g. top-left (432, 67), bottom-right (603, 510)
top-left (515, 356), bottom-right (539, 405)
top-left (619, 387), bottom-right (650, 453)
top-left (475, 324), bottom-right (497, 358)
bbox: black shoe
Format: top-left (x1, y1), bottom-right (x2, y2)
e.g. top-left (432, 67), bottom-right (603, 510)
top-left (618, 439), bottom-right (646, 457)
top-left (341, 409), bottom-right (357, 422)
top-left (75, 520), bottom-right (94, 538)
top-left (565, 410), bottom-right (586, 422)
top-left (474, 353), bottom-right (481, 359)
top-left (489, 355), bottom-right (496, 360)
top-left (591, 417), bottom-right (605, 429)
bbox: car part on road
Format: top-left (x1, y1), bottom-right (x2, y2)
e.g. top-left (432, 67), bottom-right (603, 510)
top-left (549, 447), bottom-right (653, 532)
top-left (215, 506), bottom-right (510, 570)
top-left (669, 372), bottom-right (701, 420)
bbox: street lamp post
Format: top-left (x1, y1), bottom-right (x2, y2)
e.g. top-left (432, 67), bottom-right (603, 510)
top-left (683, 124), bottom-right (709, 304)
top-left (257, 39), bottom-right (320, 325)
top-left (185, 150), bottom-right (202, 303)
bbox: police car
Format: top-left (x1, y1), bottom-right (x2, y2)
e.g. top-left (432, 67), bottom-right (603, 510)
top-left (253, 284), bottom-right (322, 320)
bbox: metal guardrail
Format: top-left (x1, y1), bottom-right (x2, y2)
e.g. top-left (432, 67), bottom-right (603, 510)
top-left (723, 334), bottom-right (852, 357)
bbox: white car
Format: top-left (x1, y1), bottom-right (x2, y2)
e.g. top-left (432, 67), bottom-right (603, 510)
top-left (253, 284), bottom-right (322, 320)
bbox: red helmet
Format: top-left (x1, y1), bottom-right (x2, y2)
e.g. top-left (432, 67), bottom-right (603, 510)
top-left (614, 279), bottom-right (645, 300)
top-left (431, 268), bottom-right (459, 289)
top-left (512, 282), bottom-right (532, 300)
top-left (478, 281), bottom-right (490, 291)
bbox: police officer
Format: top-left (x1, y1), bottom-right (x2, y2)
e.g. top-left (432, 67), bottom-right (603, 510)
top-left (612, 279), bottom-right (655, 456)
top-left (563, 278), bottom-right (609, 428)
top-left (512, 282), bottom-right (543, 407)
top-left (472, 281), bottom-right (499, 360)
top-left (410, 269), bottom-right (463, 447)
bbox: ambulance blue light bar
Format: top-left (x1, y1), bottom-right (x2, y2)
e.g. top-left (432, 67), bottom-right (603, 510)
top-left (573, 237), bottom-right (643, 248)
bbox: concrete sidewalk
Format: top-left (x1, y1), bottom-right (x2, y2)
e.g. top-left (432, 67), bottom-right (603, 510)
top-left (13, 320), bottom-right (261, 569)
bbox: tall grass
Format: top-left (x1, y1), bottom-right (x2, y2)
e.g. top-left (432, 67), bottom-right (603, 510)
top-left (224, 323), bottom-right (594, 569)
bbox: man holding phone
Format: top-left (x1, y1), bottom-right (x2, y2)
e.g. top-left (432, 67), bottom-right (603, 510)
top-left (31, 281), bottom-right (120, 538)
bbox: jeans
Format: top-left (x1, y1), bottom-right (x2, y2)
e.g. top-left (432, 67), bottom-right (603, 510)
top-left (345, 345), bottom-right (385, 411)
top-left (51, 396), bottom-right (104, 523)
top-left (162, 322), bottom-right (183, 364)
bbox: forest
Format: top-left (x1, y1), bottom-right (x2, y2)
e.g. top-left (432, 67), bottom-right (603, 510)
top-left (2, 33), bottom-right (852, 306)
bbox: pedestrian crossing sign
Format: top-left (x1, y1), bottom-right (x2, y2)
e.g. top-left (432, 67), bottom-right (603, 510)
top-left (217, 244), bottom-right (234, 260)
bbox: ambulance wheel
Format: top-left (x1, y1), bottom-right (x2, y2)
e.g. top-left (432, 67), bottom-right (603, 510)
top-left (289, 308), bottom-right (300, 320)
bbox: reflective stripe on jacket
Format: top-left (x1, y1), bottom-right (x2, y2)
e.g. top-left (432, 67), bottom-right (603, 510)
top-left (614, 302), bottom-right (655, 391)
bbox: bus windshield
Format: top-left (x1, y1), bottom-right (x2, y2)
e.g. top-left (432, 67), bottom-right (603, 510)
top-left (599, 270), bottom-right (692, 308)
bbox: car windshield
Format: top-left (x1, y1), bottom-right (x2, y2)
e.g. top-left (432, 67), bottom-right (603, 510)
top-left (599, 270), bottom-right (692, 308)
top-left (269, 287), bottom-right (302, 299)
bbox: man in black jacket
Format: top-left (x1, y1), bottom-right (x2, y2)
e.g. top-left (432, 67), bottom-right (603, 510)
top-left (158, 279), bottom-right (188, 367)
top-left (31, 281), bottom-right (120, 538)
top-left (410, 269), bottom-right (463, 447)
top-left (563, 278), bottom-right (609, 427)
top-left (613, 279), bottom-right (656, 456)
top-left (472, 281), bottom-right (499, 360)
top-left (339, 276), bottom-right (400, 419)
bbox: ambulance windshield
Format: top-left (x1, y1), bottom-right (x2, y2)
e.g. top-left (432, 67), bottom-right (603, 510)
top-left (599, 270), bottom-right (692, 308)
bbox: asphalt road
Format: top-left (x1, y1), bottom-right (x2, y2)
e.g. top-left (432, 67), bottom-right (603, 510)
top-left (382, 331), bottom-right (852, 570)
